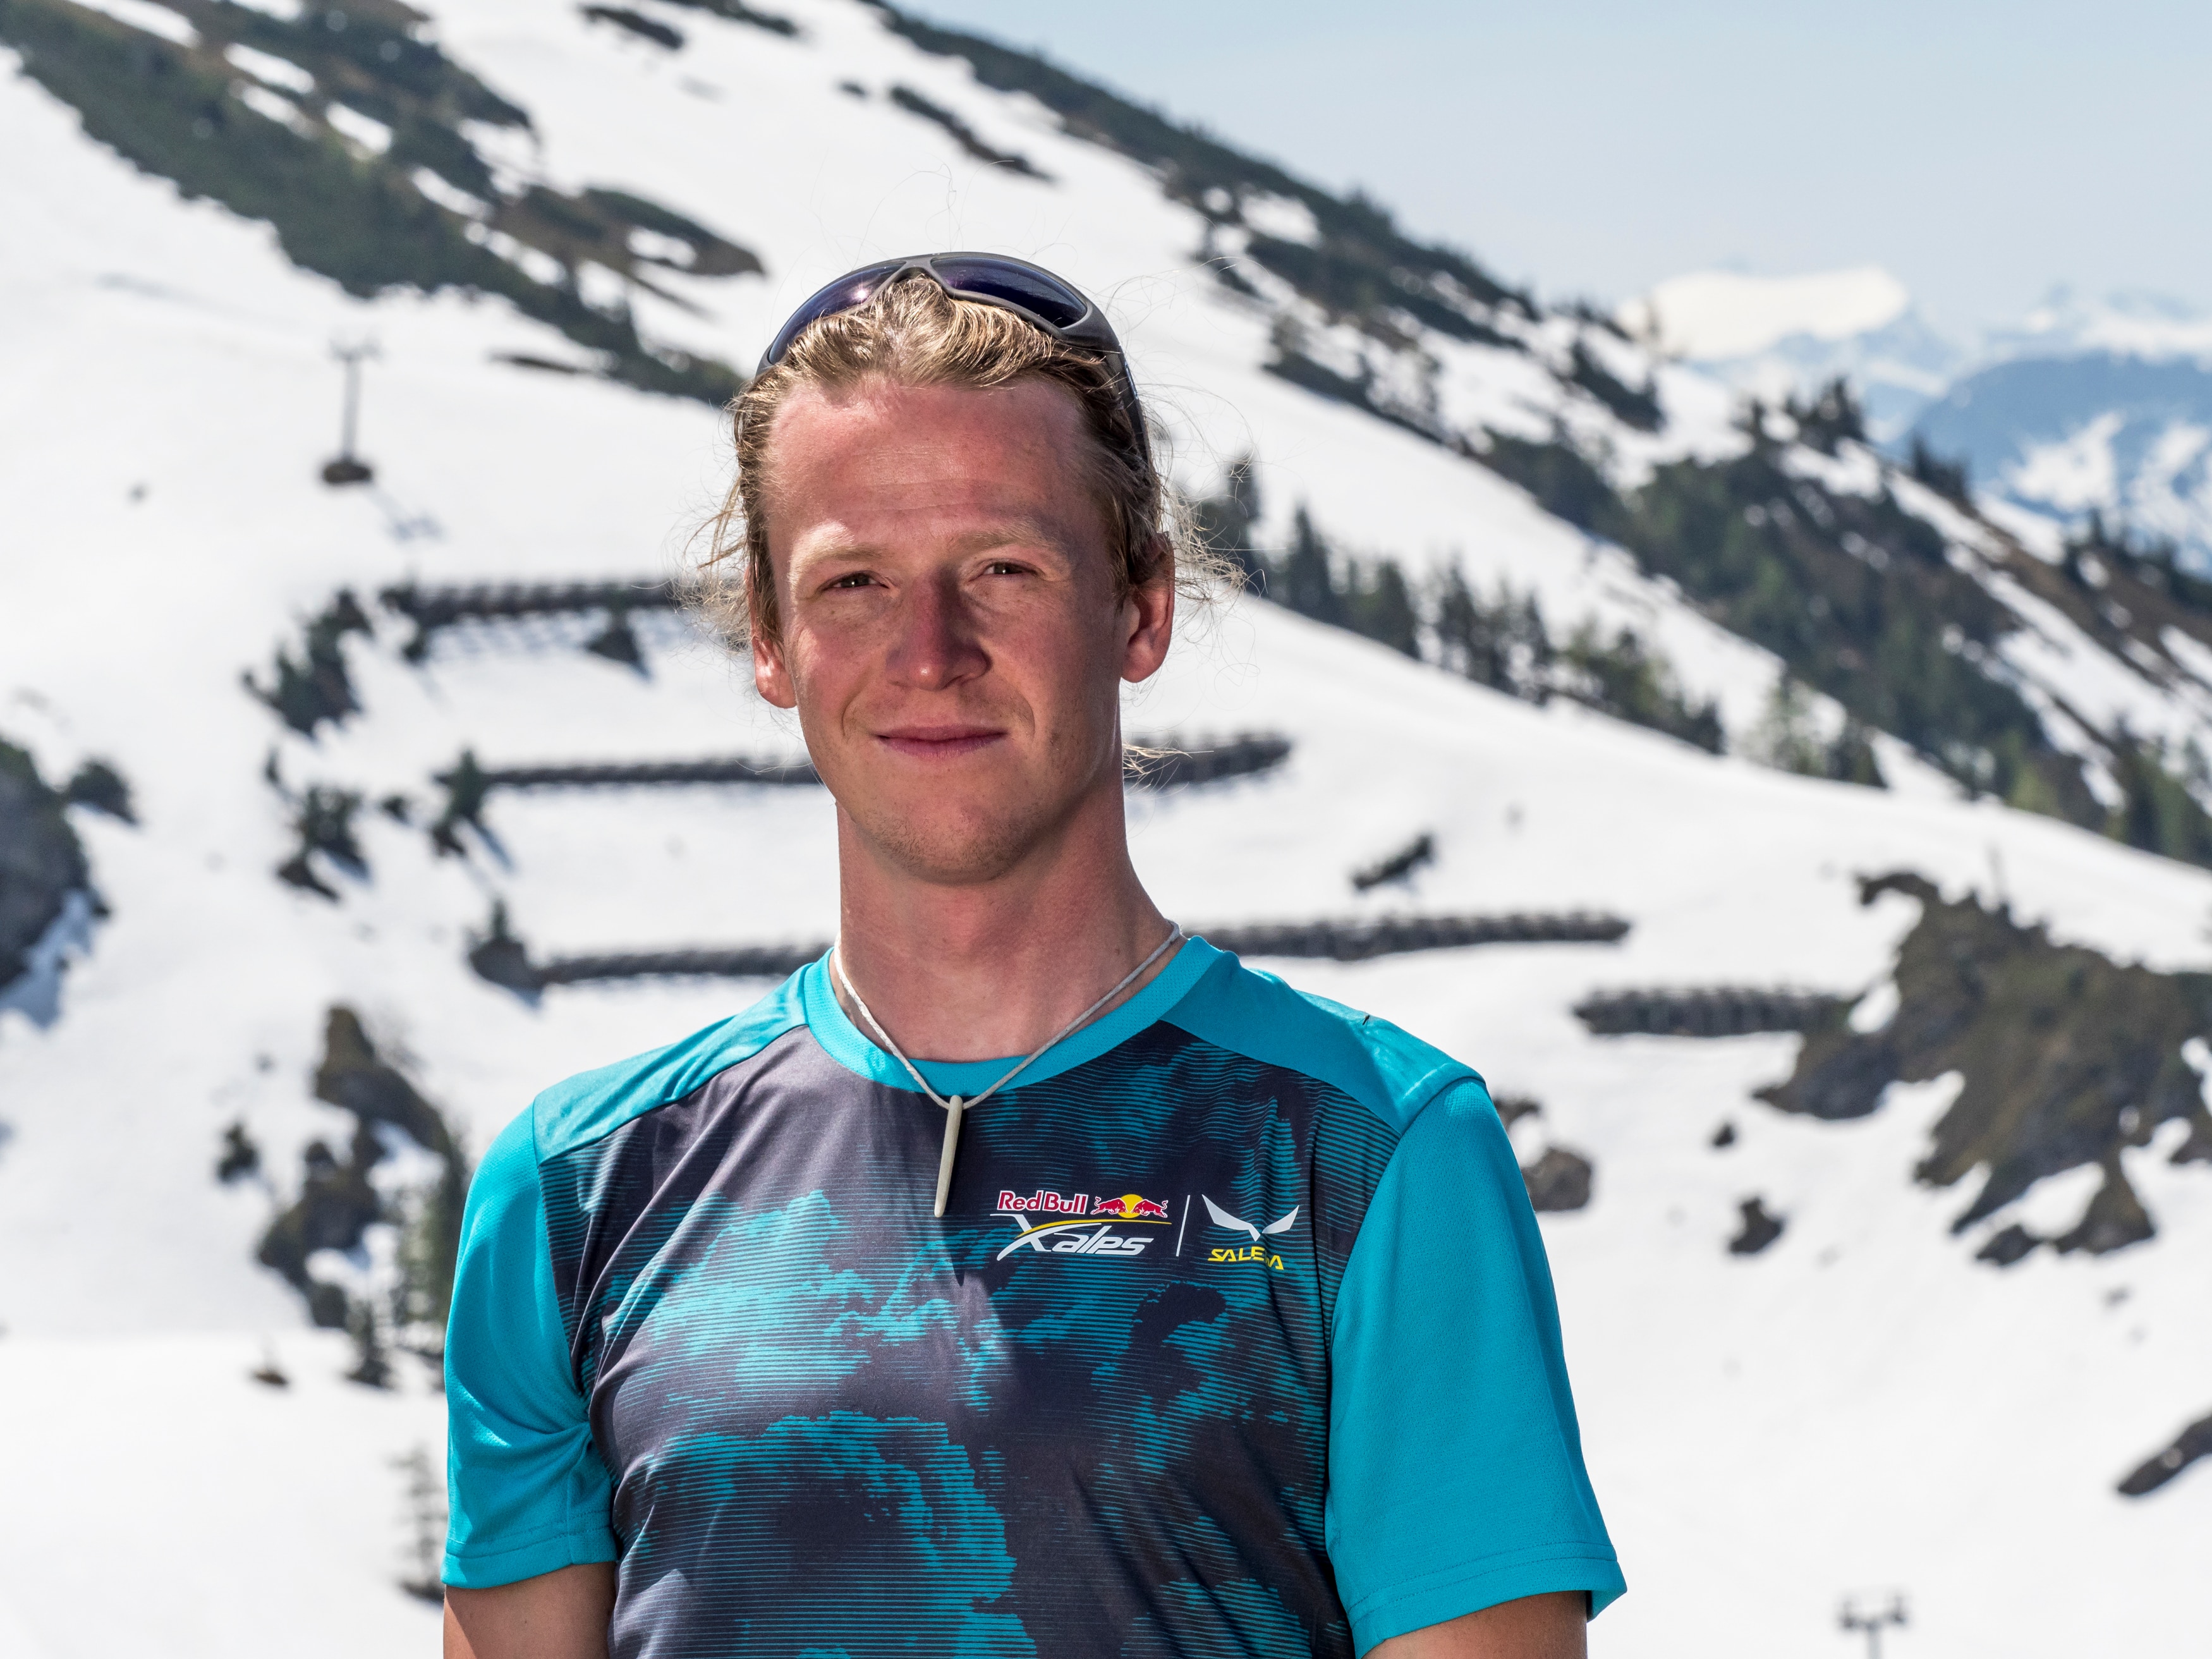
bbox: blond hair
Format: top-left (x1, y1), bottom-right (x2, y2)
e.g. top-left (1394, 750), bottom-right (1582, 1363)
top-left (696, 273), bottom-right (1218, 648)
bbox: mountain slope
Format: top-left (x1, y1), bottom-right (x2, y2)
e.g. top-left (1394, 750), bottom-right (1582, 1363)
top-left (1, 3), bottom-right (2210, 1654)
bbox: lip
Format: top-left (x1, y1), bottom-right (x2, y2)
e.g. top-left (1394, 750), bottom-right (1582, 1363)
top-left (873, 725), bottom-right (1007, 760)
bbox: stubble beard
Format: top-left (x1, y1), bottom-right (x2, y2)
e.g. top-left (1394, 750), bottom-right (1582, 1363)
top-left (832, 722), bottom-right (1119, 889)
top-left (848, 786), bottom-right (1072, 887)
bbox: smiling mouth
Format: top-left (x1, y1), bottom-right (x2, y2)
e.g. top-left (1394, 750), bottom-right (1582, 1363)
top-left (874, 726), bottom-right (1007, 760)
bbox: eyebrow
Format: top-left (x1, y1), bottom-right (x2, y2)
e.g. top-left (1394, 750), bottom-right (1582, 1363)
top-left (789, 518), bottom-right (1077, 571)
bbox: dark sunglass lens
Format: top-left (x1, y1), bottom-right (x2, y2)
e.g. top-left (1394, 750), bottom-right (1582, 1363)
top-left (935, 259), bottom-right (1090, 330)
top-left (764, 260), bottom-right (901, 363)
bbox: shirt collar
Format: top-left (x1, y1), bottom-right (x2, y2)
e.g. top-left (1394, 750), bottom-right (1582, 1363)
top-left (799, 934), bottom-right (1222, 1095)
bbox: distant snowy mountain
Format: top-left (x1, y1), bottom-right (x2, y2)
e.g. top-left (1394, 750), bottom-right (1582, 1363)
top-left (1619, 266), bottom-right (1964, 439)
top-left (1916, 289), bottom-right (2212, 571)
top-left (1630, 269), bottom-right (2212, 570)
top-left (4, 1), bottom-right (2212, 1655)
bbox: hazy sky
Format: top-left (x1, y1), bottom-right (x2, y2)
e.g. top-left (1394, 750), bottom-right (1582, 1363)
top-left (906, 0), bottom-right (2212, 337)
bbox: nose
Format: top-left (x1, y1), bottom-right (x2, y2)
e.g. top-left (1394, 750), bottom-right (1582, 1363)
top-left (884, 570), bottom-right (988, 691)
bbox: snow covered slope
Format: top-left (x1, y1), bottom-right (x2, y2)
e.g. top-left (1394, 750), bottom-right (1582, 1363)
top-left (3, 2), bottom-right (2211, 1655)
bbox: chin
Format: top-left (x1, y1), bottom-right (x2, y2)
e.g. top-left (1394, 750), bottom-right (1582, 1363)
top-left (861, 799), bottom-right (1067, 887)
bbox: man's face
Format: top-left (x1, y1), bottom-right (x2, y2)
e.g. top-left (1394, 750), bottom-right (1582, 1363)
top-left (754, 377), bottom-right (1172, 887)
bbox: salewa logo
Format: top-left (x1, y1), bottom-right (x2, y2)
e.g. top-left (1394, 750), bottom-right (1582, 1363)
top-left (1202, 1196), bottom-right (1299, 1271)
top-left (995, 1184), bottom-right (1172, 1261)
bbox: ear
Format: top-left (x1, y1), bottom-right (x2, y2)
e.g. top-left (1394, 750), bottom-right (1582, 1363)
top-left (1119, 533), bottom-right (1176, 684)
top-left (751, 610), bottom-right (798, 710)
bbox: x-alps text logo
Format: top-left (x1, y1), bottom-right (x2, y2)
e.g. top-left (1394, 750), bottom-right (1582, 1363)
top-left (994, 1188), bottom-right (1170, 1261)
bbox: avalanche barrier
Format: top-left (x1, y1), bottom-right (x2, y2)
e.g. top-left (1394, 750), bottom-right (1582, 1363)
top-left (471, 909), bottom-right (1631, 992)
top-left (379, 577), bottom-right (690, 658)
top-left (1572, 986), bottom-right (1844, 1037)
top-left (441, 733), bottom-right (1291, 798)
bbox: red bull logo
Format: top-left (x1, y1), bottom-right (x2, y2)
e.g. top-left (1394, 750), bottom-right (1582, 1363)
top-left (995, 1188), bottom-right (1093, 1217)
top-left (1092, 1193), bottom-right (1170, 1221)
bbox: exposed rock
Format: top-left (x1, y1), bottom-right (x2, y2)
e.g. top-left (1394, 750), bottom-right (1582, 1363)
top-left (1711, 1121), bottom-right (1738, 1148)
top-left (580, 4), bottom-right (684, 49)
top-left (1975, 1223), bottom-right (2039, 1267)
top-left (2053, 1156), bottom-right (2155, 1255)
top-left (257, 1009), bottom-right (467, 1332)
top-left (1351, 832), bottom-right (1435, 893)
top-left (1522, 1146), bottom-right (1593, 1212)
top-left (216, 1121), bottom-right (260, 1184)
top-left (313, 1007), bottom-right (456, 1161)
top-left (1493, 1094), bottom-right (1542, 1132)
top-left (61, 758), bottom-right (133, 823)
top-left (1762, 872), bottom-right (2212, 1248)
top-left (2118, 1409), bottom-right (2212, 1497)
top-left (257, 1127), bottom-right (382, 1328)
top-left (1729, 1196), bottom-right (1786, 1255)
top-left (1, 737), bottom-right (90, 990)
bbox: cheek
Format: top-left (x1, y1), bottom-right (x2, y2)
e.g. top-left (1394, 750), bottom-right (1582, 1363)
top-left (995, 594), bottom-right (1116, 684)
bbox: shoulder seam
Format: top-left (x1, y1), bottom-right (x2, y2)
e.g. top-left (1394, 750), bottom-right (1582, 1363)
top-left (1327, 1072), bottom-right (1491, 1351)
top-left (1399, 1067), bottom-right (1487, 1131)
top-left (533, 1000), bottom-right (811, 1162)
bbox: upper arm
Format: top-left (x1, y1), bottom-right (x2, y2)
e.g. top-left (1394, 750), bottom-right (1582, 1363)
top-left (1325, 1083), bottom-right (1624, 1654)
top-left (444, 1110), bottom-right (619, 1589)
top-left (1364, 1591), bottom-right (1586, 1659)
top-left (445, 1562), bottom-right (616, 1659)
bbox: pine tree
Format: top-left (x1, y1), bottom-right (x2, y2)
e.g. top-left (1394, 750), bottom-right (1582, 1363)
top-left (348, 1297), bottom-right (393, 1389)
top-left (393, 1444), bottom-right (447, 1602)
top-left (1349, 559), bottom-right (1420, 658)
top-left (1191, 455), bottom-right (1265, 586)
top-left (432, 750), bottom-right (491, 855)
top-left (1277, 507), bottom-right (1346, 626)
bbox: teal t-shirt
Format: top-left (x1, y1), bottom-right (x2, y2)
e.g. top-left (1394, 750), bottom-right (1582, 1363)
top-left (444, 938), bottom-right (1622, 1656)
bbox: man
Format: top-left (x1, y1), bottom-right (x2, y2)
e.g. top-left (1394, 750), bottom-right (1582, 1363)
top-left (442, 255), bottom-right (1622, 1658)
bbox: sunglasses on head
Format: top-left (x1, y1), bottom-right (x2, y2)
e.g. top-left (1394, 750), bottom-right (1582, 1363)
top-left (757, 253), bottom-right (1146, 443)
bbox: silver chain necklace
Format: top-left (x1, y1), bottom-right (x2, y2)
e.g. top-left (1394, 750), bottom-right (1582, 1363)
top-left (832, 924), bottom-right (1185, 1217)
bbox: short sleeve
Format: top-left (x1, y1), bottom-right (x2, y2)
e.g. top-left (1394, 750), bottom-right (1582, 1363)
top-left (443, 1109), bottom-right (619, 1587)
top-left (1325, 1081), bottom-right (1624, 1653)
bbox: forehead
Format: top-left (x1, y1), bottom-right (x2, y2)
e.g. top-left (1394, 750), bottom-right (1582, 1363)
top-left (763, 378), bottom-right (1103, 550)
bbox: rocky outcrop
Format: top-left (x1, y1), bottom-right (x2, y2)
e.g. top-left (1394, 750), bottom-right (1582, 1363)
top-left (2117, 1409), bottom-right (2212, 1497)
top-left (1729, 1197), bottom-right (1786, 1255)
top-left (1521, 1146), bottom-right (1593, 1213)
top-left (1, 738), bottom-right (89, 992)
top-left (257, 1009), bottom-right (467, 1340)
top-left (1762, 872), bottom-right (2212, 1258)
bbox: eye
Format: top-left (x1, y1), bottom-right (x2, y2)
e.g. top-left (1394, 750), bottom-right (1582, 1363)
top-left (981, 558), bottom-right (1030, 576)
top-left (824, 571), bottom-right (878, 591)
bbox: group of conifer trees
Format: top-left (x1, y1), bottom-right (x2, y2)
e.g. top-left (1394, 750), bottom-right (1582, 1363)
top-left (1193, 459), bottom-right (1734, 760)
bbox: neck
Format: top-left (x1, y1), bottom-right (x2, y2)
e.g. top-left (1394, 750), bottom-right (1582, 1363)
top-left (831, 782), bottom-right (1176, 1062)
